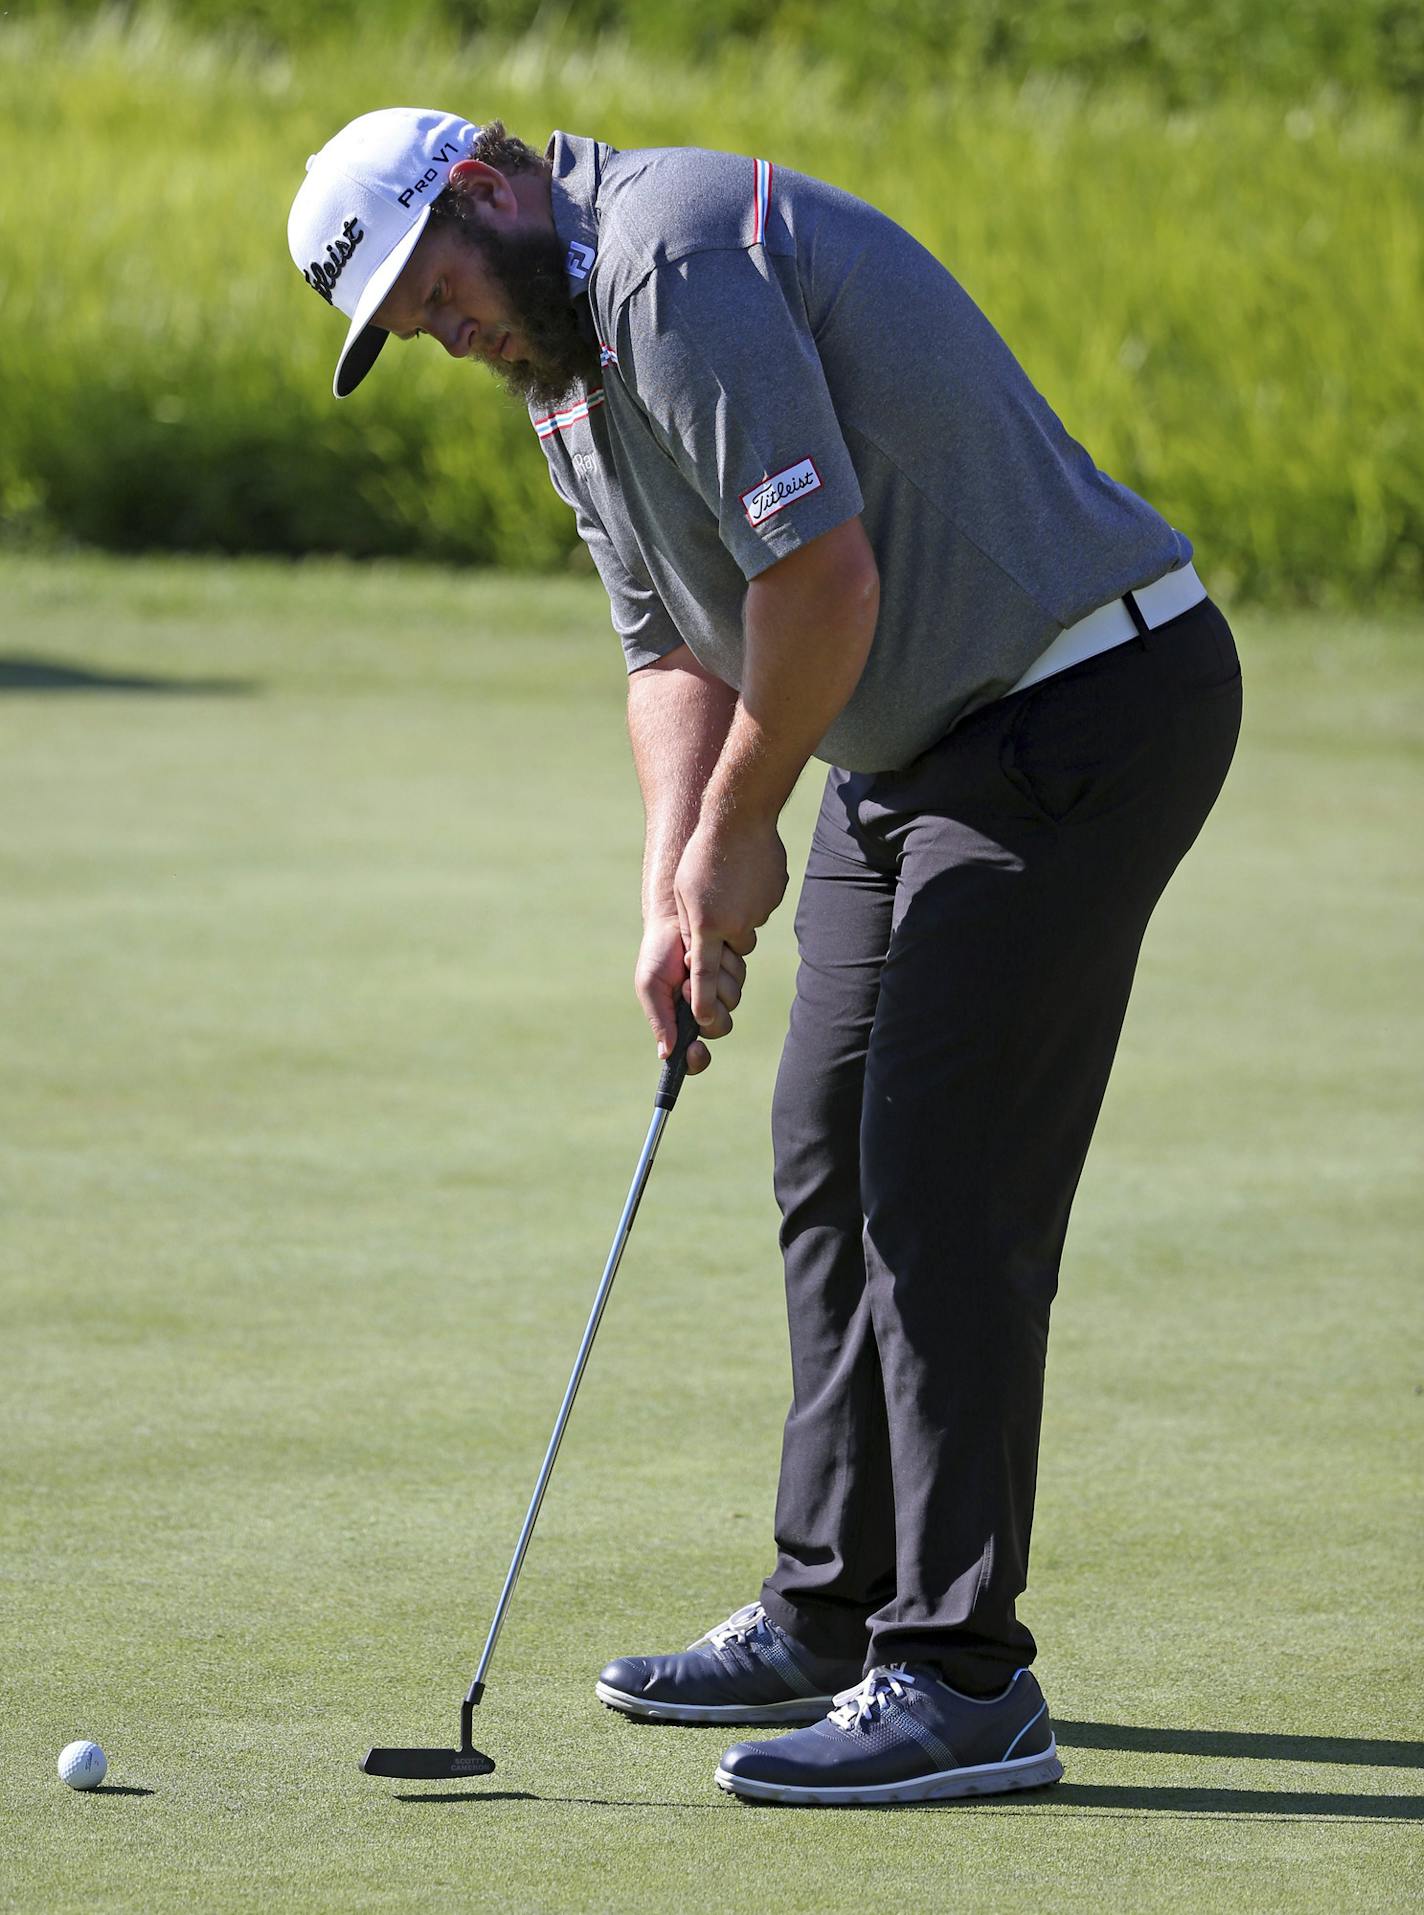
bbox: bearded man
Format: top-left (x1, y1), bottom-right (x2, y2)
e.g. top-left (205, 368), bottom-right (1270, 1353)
top-left (288, 108), bottom-right (1241, 1807)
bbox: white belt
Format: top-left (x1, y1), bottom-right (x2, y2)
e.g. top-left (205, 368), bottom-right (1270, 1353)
top-left (1008, 562), bottom-right (1208, 695)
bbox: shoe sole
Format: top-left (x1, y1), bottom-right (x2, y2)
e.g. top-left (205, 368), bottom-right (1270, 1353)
top-left (596, 1681), bottom-right (837, 1725)
top-left (714, 1739), bottom-right (1064, 1805)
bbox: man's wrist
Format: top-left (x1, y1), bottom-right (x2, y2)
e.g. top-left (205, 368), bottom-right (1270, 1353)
top-left (701, 751), bottom-right (792, 834)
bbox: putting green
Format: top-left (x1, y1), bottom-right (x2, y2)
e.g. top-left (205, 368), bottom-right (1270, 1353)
top-left (2, 554), bottom-right (1419, 1911)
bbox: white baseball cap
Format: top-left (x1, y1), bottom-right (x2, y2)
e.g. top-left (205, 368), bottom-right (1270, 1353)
top-left (288, 107), bottom-right (483, 398)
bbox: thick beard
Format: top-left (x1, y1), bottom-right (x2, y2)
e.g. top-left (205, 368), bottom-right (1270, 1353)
top-left (446, 214), bottom-right (601, 409)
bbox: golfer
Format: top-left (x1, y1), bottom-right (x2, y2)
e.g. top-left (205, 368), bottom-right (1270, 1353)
top-left (289, 109), bottom-right (1241, 1807)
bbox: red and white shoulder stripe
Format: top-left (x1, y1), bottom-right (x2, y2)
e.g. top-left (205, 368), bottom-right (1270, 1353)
top-left (752, 157), bottom-right (774, 246)
top-left (532, 387), bottom-right (606, 441)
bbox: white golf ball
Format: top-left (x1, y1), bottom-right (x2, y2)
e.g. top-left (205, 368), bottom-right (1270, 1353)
top-left (57, 1740), bottom-right (107, 1790)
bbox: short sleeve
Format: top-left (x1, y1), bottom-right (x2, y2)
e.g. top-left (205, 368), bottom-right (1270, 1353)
top-left (545, 458), bottom-right (685, 672)
top-left (615, 250), bottom-right (864, 580)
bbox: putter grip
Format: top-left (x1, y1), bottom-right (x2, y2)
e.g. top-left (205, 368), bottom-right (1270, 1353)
top-left (654, 998), bottom-right (701, 1111)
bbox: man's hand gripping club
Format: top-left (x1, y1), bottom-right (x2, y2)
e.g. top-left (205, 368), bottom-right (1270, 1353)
top-left (676, 808), bottom-right (786, 1057)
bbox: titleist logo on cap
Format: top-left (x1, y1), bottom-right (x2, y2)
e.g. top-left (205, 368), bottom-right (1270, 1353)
top-left (304, 216), bottom-right (365, 304)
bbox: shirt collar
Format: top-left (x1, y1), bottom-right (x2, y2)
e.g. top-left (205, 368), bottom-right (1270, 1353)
top-left (546, 130), bottom-right (615, 297)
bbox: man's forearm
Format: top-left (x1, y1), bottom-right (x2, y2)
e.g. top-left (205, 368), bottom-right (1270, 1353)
top-left (627, 648), bottom-right (739, 918)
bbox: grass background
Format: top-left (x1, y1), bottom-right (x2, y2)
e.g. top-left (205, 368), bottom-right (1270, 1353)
top-left (2, 554), bottom-right (1421, 1909)
top-left (1, 7), bottom-right (1420, 602)
top-left (44, 0), bottom-right (1424, 103)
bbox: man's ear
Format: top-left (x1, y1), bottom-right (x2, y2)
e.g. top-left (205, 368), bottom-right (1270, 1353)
top-left (447, 157), bottom-right (514, 213)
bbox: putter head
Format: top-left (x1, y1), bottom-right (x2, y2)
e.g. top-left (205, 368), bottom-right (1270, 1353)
top-left (360, 1745), bottom-right (496, 1781)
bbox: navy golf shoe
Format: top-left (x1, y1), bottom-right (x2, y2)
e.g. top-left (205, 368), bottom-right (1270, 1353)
top-left (716, 1664), bottom-right (1063, 1805)
top-left (596, 1601), bottom-right (863, 1725)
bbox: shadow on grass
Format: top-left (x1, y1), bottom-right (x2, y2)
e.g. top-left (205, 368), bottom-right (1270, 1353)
top-left (0, 655), bottom-right (256, 696)
top-left (1057, 1720), bottom-right (1424, 1770)
top-left (725, 1781), bottom-right (1421, 1820)
top-left (395, 1790), bottom-right (539, 1805)
top-left (395, 1790), bottom-right (720, 1810)
top-left (90, 1786), bottom-right (157, 1797)
top-left (391, 1783), bottom-right (1420, 1821)
top-left (1042, 1784), bottom-right (1422, 1822)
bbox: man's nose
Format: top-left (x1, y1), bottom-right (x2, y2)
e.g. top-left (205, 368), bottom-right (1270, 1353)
top-left (437, 320), bottom-right (467, 359)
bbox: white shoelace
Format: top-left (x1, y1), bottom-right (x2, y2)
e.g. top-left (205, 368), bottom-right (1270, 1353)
top-left (689, 1601), bottom-right (767, 1653)
top-left (828, 1666), bottom-right (915, 1731)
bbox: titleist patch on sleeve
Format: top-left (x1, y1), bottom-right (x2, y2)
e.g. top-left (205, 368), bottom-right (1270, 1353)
top-left (741, 457), bottom-right (822, 527)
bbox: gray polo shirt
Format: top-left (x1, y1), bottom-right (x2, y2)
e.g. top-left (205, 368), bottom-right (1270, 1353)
top-left (533, 132), bottom-right (1192, 773)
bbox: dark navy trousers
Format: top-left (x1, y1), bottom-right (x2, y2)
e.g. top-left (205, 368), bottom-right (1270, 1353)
top-left (759, 598), bottom-right (1242, 1689)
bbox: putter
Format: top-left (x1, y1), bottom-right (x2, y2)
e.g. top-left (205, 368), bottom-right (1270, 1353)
top-left (361, 997), bottom-right (702, 1781)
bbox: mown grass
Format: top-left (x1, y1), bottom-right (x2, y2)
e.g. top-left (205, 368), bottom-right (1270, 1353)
top-left (2, 552), bottom-right (1421, 1911)
top-left (1, 9), bottom-right (1420, 602)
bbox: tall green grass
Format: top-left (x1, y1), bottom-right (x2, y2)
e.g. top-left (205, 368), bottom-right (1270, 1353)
top-left (42, 0), bottom-right (1424, 106)
top-left (1, 9), bottom-right (1420, 601)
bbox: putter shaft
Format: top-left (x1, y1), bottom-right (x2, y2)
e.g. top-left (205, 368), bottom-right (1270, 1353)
top-left (465, 1007), bottom-right (698, 1714)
